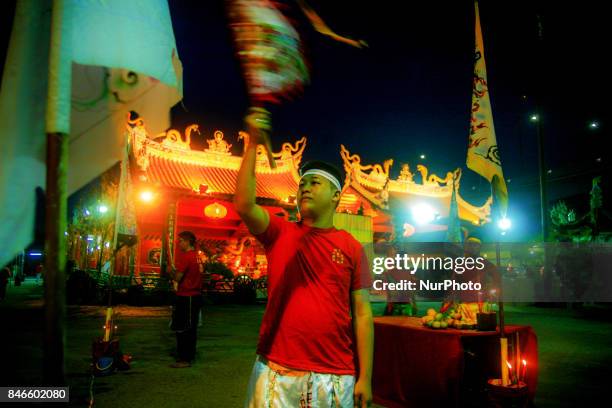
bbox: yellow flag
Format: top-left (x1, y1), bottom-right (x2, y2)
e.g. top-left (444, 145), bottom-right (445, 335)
top-left (467, 2), bottom-right (508, 217)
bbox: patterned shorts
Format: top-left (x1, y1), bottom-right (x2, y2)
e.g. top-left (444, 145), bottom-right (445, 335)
top-left (244, 356), bottom-right (355, 408)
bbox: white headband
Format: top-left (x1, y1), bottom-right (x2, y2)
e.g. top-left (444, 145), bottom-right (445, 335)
top-left (300, 169), bottom-right (342, 191)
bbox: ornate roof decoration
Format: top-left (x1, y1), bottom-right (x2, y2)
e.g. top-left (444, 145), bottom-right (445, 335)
top-left (339, 144), bottom-right (492, 225)
top-left (127, 117), bottom-right (306, 202)
top-left (161, 124), bottom-right (200, 150)
top-left (206, 131), bottom-right (232, 154)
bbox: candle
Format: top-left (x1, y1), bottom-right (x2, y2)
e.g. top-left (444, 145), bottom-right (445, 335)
top-left (501, 338), bottom-right (509, 386)
top-left (521, 359), bottom-right (527, 382)
top-left (506, 361), bottom-right (515, 385)
top-left (515, 332), bottom-right (521, 380)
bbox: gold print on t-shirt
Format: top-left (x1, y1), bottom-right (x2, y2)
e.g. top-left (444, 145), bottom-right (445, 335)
top-left (331, 248), bottom-right (345, 265)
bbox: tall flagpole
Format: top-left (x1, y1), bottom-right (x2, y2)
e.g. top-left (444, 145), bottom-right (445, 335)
top-left (470, 0), bottom-right (510, 386)
top-left (535, 15), bottom-right (546, 240)
top-left (534, 13), bottom-right (551, 300)
top-left (44, 0), bottom-right (71, 385)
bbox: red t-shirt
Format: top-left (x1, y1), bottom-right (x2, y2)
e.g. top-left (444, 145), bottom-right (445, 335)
top-left (174, 250), bottom-right (202, 297)
top-left (254, 210), bottom-right (372, 375)
top-left (455, 256), bottom-right (500, 302)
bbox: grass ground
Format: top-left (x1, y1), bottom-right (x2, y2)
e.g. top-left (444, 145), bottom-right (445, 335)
top-left (2, 279), bottom-right (612, 407)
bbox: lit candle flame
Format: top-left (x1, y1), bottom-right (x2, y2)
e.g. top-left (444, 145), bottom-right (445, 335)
top-left (506, 360), bottom-right (515, 384)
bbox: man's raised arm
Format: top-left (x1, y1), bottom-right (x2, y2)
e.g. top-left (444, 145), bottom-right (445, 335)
top-left (234, 109), bottom-right (271, 235)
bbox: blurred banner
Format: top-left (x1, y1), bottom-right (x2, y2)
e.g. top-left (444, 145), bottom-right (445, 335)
top-left (0, 0), bottom-right (182, 268)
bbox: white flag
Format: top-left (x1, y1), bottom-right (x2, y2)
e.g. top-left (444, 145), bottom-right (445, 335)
top-left (0, 0), bottom-right (182, 267)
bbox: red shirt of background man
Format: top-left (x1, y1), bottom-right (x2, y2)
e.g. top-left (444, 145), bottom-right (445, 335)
top-left (174, 249), bottom-right (202, 296)
top-left (455, 256), bottom-right (500, 302)
top-left (255, 210), bottom-right (372, 375)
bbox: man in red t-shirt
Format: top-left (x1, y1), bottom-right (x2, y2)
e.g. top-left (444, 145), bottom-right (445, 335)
top-left (454, 235), bottom-right (501, 303)
top-left (382, 244), bottom-right (418, 316)
top-left (235, 109), bottom-right (374, 407)
top-left (168, 230), bottom-right (202, 368)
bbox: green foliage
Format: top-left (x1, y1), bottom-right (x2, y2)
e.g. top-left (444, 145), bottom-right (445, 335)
top-left (67, 166), bottom-right (120, 270)
top-left (550, 201), bottom-right (576, 227)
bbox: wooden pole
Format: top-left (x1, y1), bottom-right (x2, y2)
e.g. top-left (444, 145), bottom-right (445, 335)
top-left (532, 13), bottom-right (553, 302)
top-left (496, 240), bottom-right (509, 385)
top-left (44, 0), bottom-right (71, 385)
top-left (43, 132), bottom-right (67, 385)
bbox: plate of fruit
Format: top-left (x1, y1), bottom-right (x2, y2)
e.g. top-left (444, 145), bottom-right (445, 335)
top-left (421, 303), bottom-right (478, 330)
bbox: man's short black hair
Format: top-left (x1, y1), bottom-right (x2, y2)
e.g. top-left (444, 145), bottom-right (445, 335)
top-left (178, 231), bottom-right (196, 247)
top-left (299, 160), bottom-right (344, 191)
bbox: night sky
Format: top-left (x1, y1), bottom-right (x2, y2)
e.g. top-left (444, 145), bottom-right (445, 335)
top-left (1, 0), bottom-right (610, 241)
top-left (167, 0), bottom-right (611, 240)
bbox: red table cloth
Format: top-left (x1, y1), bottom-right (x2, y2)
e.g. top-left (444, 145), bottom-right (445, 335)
top-left (372, 316), bottom-right (538, 408)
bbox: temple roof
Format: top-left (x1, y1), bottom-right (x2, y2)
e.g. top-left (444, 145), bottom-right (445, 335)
top-left (124, 119), bottom-right (491, 225)
top-left (338, 145), bottom-right (492, 225)
top-left (128, 122), bottom-right (305, 203)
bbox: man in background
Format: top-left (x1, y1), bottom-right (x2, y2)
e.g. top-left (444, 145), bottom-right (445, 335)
top-left (0, 264), bottom-right (11, 301)
top-left (455, 235), bottom-right (501, 303)
top-left (168, 230), bottom-right (202, 368)
top-left (382, 243), bottom-right (418, 316)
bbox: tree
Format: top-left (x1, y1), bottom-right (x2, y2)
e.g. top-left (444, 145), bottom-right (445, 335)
top-left (67, 166), bottom-right (119, 272)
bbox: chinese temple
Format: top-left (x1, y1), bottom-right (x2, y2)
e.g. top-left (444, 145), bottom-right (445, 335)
top-left (117, 117), bottom-right (491, 278)
top-left (120, 118), bottom-right (305, 279)
top-left (337, 144), bottom-right (492, 242)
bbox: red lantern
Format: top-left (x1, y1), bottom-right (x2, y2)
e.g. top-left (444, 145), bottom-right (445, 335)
top-left (204, 202), bottom-right (227, 219)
